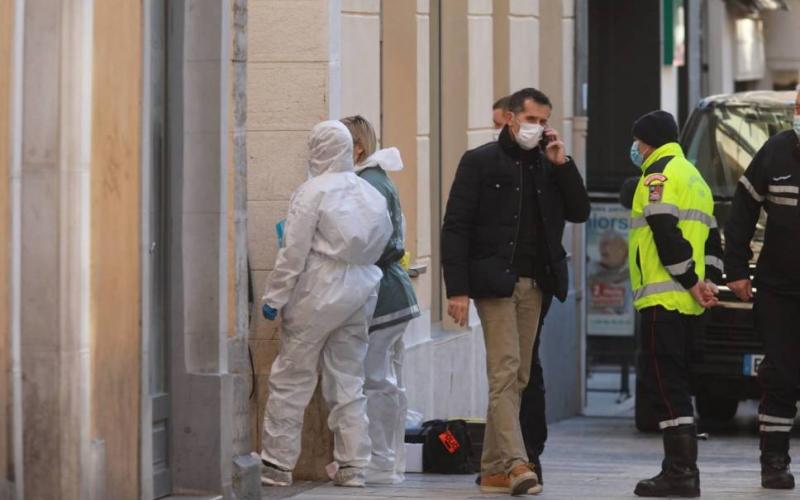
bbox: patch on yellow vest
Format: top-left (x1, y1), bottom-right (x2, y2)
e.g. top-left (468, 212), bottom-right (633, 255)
top-left (644, 173), bottom-right (668, 186)
top-left (649, 184), bottom-right (664, 201)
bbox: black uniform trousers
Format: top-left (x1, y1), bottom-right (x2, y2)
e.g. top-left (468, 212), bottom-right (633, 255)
top-left (520, 294), bottom-right (552, 460)
top-left (637, 306), bottom-right (700, 429)
top-left (756, 287), bottom-right (800, 432)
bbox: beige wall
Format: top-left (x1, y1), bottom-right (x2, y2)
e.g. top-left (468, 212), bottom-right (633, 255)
top-left (0, 0), bottom-right (12, 484)
top-left (493, 0), bottom-right (510, 99)
top-left (341, 0), bottom-right (381, 139)
top-left (440, 0), bottom-right (469, 235)
top-left (244, 0), bottom-right (585, 477)
top-left (382, 0), bottom-right (419, 261)
top-left (467, 0), bottom-right (495, 149)
top-left (538, 1), bottom-right (563, 143)
top-left (414, 0), bottom-right (433, 312)
top-left (508, 0), bottom-right (540, 91)
top-left (247, 0), bottom-right (335, 480)
top-left (90, 0), bottom-right (142, 497)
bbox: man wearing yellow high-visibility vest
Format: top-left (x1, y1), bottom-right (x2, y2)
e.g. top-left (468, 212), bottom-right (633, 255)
top-left (627, 111), bottom-right (723, 498)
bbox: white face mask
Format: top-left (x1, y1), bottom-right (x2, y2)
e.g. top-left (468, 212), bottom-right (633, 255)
top-left (793, 114), bottom-right (800, 137)
top-left (515, 122), bottom-right (544, 150)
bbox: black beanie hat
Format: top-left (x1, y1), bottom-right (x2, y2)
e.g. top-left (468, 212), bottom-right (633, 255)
top-left (632, 110), bottom-right (679, 149)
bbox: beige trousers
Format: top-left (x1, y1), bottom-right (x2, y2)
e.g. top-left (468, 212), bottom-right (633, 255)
top-left (475, 278), bottom-right (543, 476)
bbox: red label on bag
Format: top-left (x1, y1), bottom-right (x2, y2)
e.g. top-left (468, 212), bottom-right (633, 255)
top-left (438, 429), bottom-right (461, 454)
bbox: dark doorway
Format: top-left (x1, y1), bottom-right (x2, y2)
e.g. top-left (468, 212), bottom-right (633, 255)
top-left (586, 0), bottom-right (661, 194)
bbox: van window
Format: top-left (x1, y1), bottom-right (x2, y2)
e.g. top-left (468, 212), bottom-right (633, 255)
top-left (685, 112), bottom-right (727, 196)
top-left (712, 105), bottom-right (793, 197)
top-left (685, 104), bottom-right (793, 199)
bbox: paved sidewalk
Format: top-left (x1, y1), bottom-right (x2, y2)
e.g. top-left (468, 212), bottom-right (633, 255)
top-left (264, 407), bottom-right (798, 499)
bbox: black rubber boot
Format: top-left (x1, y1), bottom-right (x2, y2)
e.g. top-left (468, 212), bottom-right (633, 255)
top-left (634, 424), bottom-right (700, 498)
top-left (761, 432), bottom-right (795, 490)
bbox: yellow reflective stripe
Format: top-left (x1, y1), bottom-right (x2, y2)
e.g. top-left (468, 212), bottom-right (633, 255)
top-left (633, 280), bottom-right (685, 301)
top-left (643, 203), bottom-right (679, 217)
top-left (630, 216), bottom-right (648, 229)
top-left (680, 209), bottom-right (715, 228)
top-left (665, 258), bottom-right (694, 275)
top-left (630, 209), bottom-right (715, 229)
top-left (739, 176), bottom-right (765, 202)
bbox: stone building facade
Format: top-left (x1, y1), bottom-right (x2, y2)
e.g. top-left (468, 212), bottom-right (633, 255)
top-left (1, 0), bottom-right (589, 498)
top-left (246, 0), bottom-right (587, 481)
top-left (1, 1), bottom-right (253, 498)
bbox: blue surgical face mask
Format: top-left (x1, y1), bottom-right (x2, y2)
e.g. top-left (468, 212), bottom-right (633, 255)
top-left (630, 141), bottom-right (644, 167)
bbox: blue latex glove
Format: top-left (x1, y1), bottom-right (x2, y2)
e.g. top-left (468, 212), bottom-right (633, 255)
top-left (262, 303), bottom-right (278, 321)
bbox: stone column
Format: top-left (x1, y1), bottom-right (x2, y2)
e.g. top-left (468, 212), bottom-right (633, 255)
top-left (340, 0), bottom-right (381, 137)
top-left (0, 0), bottom-right (13, 491)
top-left (409, 0), bottom-right (434, 347)
top-left (165, 1), bottom-right (255, 496)
top-left (17, 0), bottom-right (94, 498)
top-left (493, 0), bottom-right (539, 97)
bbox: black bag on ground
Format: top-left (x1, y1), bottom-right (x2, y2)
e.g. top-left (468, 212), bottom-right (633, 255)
top-left (421, 419), bottom-right (474, 474)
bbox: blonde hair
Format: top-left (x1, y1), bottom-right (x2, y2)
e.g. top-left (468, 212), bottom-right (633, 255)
top-left (340, 115), bottom-right (377, 165)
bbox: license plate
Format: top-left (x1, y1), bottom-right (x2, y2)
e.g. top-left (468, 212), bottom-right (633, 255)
top-left (743, 354), bottom-right (764, 376)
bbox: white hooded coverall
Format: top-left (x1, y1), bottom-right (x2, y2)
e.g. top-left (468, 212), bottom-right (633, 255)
top-left (260, 120), bottom-right (392, 472)
top-left (356, 147), bottom-right (414, 484)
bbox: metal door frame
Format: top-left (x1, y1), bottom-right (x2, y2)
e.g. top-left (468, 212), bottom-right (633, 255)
top-left (140, 1), bottom-right (173, 497)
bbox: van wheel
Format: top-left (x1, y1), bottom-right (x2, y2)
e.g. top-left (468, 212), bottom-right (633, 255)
top-left (695, 392), bottom-right (739, 422)
top-left (635, 378), bottom-right (659, 432)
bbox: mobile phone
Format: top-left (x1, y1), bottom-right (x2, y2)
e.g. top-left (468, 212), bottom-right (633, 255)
top-left (539, 130), bottom-right (553, 149)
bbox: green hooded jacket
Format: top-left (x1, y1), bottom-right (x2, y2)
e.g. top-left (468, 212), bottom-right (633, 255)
top-left (357, 148), bottom-right (421, 332)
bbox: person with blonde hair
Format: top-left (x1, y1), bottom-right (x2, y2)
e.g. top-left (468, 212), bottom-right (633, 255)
top-left (259, 120), bottom-right (392, 488)
top-left (341, 115), bottom-right (420, 484)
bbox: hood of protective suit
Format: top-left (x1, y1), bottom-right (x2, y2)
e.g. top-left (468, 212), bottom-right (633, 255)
top-left (308, 120), bottom-right (355, 177)
top-left (356, 147), bottom-right (404, 173)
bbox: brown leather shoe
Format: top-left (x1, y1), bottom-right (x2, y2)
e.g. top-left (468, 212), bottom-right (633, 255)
top-left (479, 472), bottom-right (510, 493)
top-left (509, 463), bottom-right (543, 496)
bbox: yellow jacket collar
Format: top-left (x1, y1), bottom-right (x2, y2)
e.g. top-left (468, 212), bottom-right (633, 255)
top-left (641, 142), bottom-right (684, 172)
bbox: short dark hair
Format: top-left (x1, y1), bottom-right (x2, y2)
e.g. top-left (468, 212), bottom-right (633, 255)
top-left (493, 96), bottom-right (511, 111)
top-left (509, 88), bottom-right (552, 113)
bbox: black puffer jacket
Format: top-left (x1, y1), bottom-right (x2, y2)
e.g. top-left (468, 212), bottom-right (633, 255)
top-left (441, 126), bottom-right (591, 302)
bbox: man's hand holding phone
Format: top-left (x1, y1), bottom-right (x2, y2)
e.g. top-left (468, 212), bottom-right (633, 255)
top-left (542, 127), bottom-right (567, 166)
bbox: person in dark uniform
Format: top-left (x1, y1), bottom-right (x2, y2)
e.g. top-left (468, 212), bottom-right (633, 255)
top-left (724, 85), bottom-right (800, 490)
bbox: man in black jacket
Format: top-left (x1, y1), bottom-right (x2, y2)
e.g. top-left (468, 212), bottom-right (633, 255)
top-left (491, 94), bottom-right (551, 487)
top-left (442, 87), bottom-right (590, 495)
top-left (724, 85), bottom-right (800, 491)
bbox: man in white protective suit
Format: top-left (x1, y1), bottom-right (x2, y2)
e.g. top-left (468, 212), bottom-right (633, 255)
top-left (259, 120), bottom-right (393, 488)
